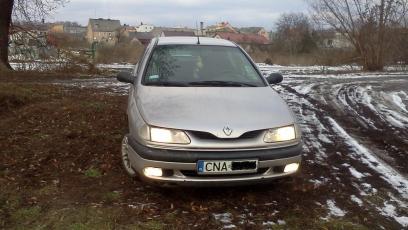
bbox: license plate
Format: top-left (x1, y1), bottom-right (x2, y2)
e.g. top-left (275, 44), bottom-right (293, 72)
top-left (197, 160), bottom-right (258, 175)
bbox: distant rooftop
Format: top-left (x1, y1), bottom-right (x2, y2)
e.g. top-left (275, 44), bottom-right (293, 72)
top-left (238, 27), bottom-right (265, 34)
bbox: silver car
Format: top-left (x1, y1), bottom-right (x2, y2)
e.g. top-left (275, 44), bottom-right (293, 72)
top-left (117, 36), bottom-right (302, 186)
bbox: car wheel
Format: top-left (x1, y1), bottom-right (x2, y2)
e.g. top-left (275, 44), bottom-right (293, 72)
top-left (121, 136), bottom-right (137, 177)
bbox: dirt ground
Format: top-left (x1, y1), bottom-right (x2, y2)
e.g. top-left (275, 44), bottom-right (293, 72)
top-left (0, 70), bottom-right (407, 230)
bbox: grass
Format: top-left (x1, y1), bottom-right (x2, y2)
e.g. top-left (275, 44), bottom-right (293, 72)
top-left (36, 184), bottom-right (59, 197)
top-left (103, 191), bottom-right (121, 203)
top-left (0, 83), bottom-right (59, 114)
top-left (84, 167), bottom-right (102, 178)
top-left (138, 220), bottom-right (165, 230)
top-left (10, 206), bottom-right (42, 225)
top-left (11, 206), bottom-right (122, 229)
top-left (13, 206), bottom-right (165, 230)
top-left (80, 101), bottom-right (107, 112)
top-left (322, 219), bottom-right (369, 230)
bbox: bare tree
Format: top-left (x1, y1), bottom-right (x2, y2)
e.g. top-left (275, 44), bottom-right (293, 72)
top-left (309, 0), bottom-right (408, 71)
top-left (275, 13), bottom-right (316, 55)
top-left (0, 0), bottom-right (66, 71)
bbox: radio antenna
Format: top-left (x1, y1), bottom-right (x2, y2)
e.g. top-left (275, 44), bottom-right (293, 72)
top-left (196, 21), bottom-right (200, 44)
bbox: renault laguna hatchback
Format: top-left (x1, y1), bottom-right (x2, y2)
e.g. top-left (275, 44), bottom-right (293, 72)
top-left (117, 36), bottom-right (302, 186)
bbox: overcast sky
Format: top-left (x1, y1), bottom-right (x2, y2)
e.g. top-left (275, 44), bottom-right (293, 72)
top-left (50, 0), bottom-right (309, 30)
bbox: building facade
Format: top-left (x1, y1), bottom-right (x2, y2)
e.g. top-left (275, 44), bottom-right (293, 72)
top-left (86, 18), bottom-right (121, 45)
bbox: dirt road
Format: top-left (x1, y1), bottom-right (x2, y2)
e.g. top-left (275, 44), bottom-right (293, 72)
top-left (1, 66), bottom-right (407, 229)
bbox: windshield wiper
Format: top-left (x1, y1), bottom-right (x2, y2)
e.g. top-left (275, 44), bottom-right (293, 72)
top-left (188, 81), bottom-right (257, 87)
top-left (144, 81), bottom-right (189, 87)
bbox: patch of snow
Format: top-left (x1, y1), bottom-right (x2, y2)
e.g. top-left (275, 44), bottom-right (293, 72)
top-left (318, 133), bottom-right (333, 144)
top-left (349, 167), bottom-right (366, 179)
top-left (378, 202), bottom-right (408, 227)
top-left (54, 78), bottom-right (130, 95)
top-left (350, 195), bottom-right (363, 206)
top-left (390, 92), bottom-right (408, 113)
top-left (277, 220), bottom-right (286, 225)
top-left (262, 221), bottom-right (276, 226)
top-left (257, 63), bottom-right (363, 75)
top-left (213, 213), bottom-right (235, 228)
top-left (309, 177), bottom-right (330, 186)
top-left (385, 115), bottom-right (405, 127)
top-left (292, 83), bottom-right (316, 95)
top-left (361, 183), bottom-right (378, 194)
top-left (326, 200), bottom-right (346, 217)
top-left (96, 63), bottom-right (134, 70)
top-left (385, 109), bottom-right (408, 127)
top-left (223, 224), bottom-right (236, 229)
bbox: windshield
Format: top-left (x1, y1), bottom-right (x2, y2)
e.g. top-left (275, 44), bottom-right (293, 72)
top-left (143, 45), bottom-right (266, 87)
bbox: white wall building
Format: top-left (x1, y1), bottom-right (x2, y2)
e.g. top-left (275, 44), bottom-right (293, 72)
top-left (136, 24), bottom-right (154, 32)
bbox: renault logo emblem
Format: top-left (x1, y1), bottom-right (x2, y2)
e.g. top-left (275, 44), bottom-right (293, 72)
top-left (223, 126), bottom-right (233, 136)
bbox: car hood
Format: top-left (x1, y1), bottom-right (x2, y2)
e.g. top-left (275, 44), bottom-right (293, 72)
top-left (136, 86), bottom-right (295, 138)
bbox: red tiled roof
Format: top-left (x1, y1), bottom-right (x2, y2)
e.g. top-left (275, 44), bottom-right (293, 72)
top-left (215, 32), bottom-right (269, 44)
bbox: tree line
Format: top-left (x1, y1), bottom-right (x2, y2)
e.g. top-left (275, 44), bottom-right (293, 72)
top-left (0, 0), bottom-right (407, 71)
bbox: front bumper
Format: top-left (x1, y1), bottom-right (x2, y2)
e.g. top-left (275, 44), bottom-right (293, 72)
top-left (125, 136), bottom-right (302, 186)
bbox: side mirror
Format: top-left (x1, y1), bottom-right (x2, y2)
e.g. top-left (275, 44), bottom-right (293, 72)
top-left (117, 71), bottom-right (134, 84)
top-left (266, 73), bottom-right (283, 85)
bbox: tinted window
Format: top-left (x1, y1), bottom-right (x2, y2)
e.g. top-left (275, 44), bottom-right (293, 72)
top-left (143, 45), bottom-right (265, 87)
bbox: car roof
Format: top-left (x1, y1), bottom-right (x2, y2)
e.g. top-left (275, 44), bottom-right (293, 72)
top-left (156, 36), bottom-right (237, 47)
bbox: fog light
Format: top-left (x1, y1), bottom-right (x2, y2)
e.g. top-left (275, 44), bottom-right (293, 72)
top-left (143, 167), bottom-right (163, 177)
top-left (284, 163), bottom-right (299, 173)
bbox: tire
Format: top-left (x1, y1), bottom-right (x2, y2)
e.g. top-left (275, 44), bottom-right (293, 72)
top-left (121, 135), bottom-right (137, 177)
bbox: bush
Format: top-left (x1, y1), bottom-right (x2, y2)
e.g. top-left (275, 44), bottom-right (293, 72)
top-left (96, 41), bottom-right (145, 64)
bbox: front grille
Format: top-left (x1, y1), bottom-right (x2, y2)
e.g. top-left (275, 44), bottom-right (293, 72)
top-left (191, 131), bottom-right (218, 139)
top-left (240, 130), bottom-right (263, 139)
top-left (190, 130), bottom-right (263, 140)
top-left (180, 168), bottom-right (269, 178)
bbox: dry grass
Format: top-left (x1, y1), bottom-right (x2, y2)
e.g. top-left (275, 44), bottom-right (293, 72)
top-left (96, 42), bottom-right (145, 64)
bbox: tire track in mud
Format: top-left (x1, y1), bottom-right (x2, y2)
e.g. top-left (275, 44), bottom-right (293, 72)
top-left (331, 83), bottom-right (408, 173)
top-left (275, 80), bottom-right (408, 228)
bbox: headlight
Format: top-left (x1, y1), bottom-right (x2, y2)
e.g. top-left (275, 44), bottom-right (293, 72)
top-left (149, 127), bottom-right (190, 144)
top-left (263, 125), bottom-right (296, 143)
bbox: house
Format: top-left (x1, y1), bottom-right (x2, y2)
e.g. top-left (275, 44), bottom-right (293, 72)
top-left (86, 18), bottom-right (121, 45)
top-left (136, 23), bottom-right (154, 32)
top-left (238, 27), bottom-right (269, 40)
top-left (317, 30), bottom-right (353, 49)
top-left (50, 22), bottom-right (86, 40)
top-left (128, 32), bottom-right (155, 46)
top-left (121, 24), bottom-right (137, 38)
top-left (214, 32), bottom-right (269, 45)
top-left (64, 25), bottom-right (86, 35)
top-left (206, 22), bottom-right (237, 35)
